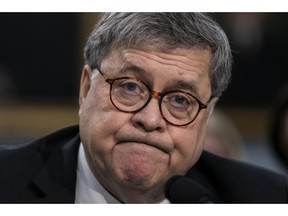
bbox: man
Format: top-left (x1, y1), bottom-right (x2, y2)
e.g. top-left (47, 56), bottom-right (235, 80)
top-left (0, 13), bottom-right (287, 203)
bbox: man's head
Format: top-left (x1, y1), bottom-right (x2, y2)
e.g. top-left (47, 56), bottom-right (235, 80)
top-left (84, 13), bottom-right (231, 98)
top-left (78, 13), bottom-right (232, 203)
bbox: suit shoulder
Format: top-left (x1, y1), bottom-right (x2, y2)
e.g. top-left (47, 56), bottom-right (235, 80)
top-left (0, 125), bottom-right (80, 157)
top-left (187, 151), bottom-right (288, 203)
top-left (195, 151), bottom-right (287, 181)
top-left (198, 150), bottom-right (282, 176)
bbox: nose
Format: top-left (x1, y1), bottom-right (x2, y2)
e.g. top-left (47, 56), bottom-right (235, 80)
top-left (131, 96), bottom-right (167, 132)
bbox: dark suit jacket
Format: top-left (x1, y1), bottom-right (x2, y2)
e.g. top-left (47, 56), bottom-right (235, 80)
top-left (0, 125), bottom-right (287, 203)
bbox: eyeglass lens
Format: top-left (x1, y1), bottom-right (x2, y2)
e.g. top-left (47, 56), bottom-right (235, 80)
top-left (109, 77), bottom-right (201, 126)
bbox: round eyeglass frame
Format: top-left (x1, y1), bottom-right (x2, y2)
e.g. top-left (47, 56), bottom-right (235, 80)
top-left (94, 66), bottom-right (209, 126)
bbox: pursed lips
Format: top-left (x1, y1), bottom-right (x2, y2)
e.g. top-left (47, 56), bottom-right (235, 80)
top-left (116, 137), bottom-right (173, 154)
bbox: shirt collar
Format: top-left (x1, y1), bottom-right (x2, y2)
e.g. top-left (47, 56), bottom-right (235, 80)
top-left (75, 143), bottom-right (121, 203)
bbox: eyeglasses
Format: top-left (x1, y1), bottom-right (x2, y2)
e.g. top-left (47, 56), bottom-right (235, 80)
top-left (94, 66), bottom-right (208, 126)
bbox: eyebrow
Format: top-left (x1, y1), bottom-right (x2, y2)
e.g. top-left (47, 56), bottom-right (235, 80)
top-left (166, 80), bottom-right (199, 97)
top-left (118, 63), bottom-right (147, 76)
top-left (117, 63), bottom-right (200, 96)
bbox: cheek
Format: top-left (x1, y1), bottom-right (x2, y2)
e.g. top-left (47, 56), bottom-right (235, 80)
top-left (169, 118), bottom-right (208, 172)
top-left (79, 86), bottom-right (127, 162)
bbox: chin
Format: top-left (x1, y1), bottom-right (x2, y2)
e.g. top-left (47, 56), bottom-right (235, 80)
top-left (116, 169), bottom-right (160, 189)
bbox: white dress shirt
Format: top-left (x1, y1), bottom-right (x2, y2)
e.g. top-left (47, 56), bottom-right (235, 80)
top-left (75, 143), bottom-right (170, 204)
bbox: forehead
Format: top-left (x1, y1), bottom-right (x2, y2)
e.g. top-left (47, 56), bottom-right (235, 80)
top-left (100, 47), bottom-right (212, 100)
top-left (102, 46), bottom-right (211, 75)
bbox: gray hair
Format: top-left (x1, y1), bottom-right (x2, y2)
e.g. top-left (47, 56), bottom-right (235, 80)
top-left (84, 13), bottom-right (232, 97)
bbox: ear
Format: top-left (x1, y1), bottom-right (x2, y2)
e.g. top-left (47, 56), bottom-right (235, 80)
top-left (79, 65), bottom-right (93, 113)
top-left (206, 97), bottom-right (219, 125)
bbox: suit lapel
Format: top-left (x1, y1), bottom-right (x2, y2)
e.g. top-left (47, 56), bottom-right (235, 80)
top-left (184, 151), bottom-right (221, 203)
top-left (29, 164), bottom-right (75, 203)
top-left (28, 127), bottom-right (80, 203)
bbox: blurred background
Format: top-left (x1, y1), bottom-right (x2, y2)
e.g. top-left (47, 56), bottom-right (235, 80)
top-left (1, 13), bottom-right (288, 174)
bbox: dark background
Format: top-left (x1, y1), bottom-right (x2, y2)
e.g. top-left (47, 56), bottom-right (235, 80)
top-left (1, 13), bottom-right (288, 107)
top-left (0, 13), bottom-right (80, 104)
top-left (215, 13), bottom-right (288, 108)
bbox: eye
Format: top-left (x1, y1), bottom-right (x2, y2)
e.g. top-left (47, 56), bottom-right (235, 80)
top-left (162, 92), bottom-right (197, 120)
top-left (125, 82), bottom-right (138, 92)
top-left (113, 78), bottom-right (149, 102)
top-left (173, 95), bottom-right (189, 106)
top-left (167, 93), bottom-right (192, 109)
top-left (119, 80), bottom-right (142, 96)
top-left (111, 77), bottom-right (150, 109)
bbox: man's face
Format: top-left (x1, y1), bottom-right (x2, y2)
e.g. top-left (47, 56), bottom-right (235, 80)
top-left (78, 47), bottom-right (215, 202)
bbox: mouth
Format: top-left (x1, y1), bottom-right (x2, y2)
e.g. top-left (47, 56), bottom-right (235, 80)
top-left (117, 139), bottom-right (172, 154)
